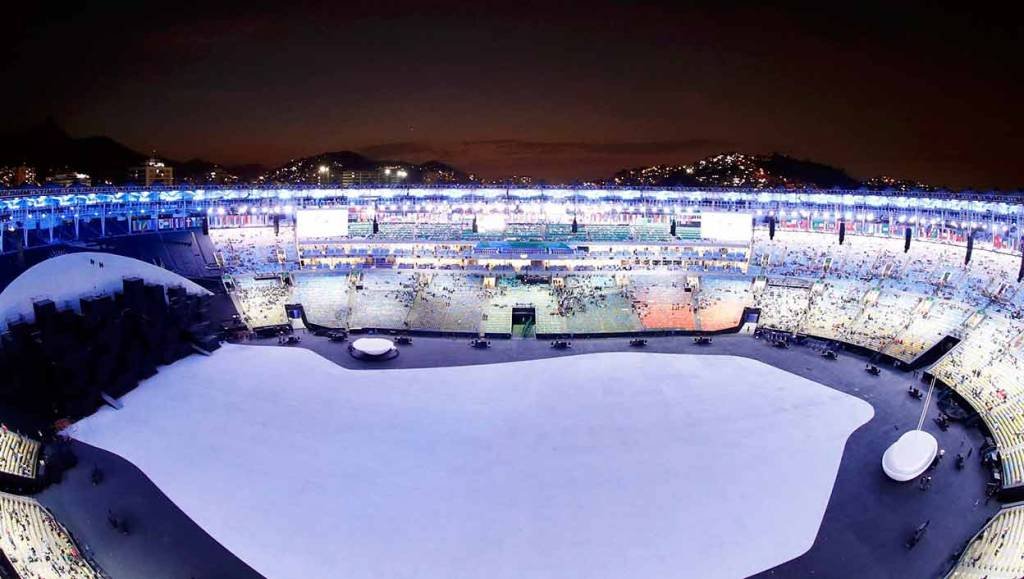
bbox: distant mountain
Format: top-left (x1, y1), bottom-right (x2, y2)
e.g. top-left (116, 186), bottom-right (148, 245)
top-left (0, 118), bottom-right (147, 184)
top-left (174, 158), bottom-right (259, 186)
top-left (862, 176), bottom-right (935, 192)
top-left (224, 164), bottom-right (268, 183)
top-left (256, 152), bottom-right (474, 185)
top-left (1, 122), bottom-right (939, 190)
top-left (612, 153), bottom-right (861, 189)
top-left (0, 122), bottom-right (474, 187)
top-left (0, 120), bottom-right (250, 186)
top-left (256, 151), bottom-right (377, 185)
top-left (757, 154), bottom-right (860, 189)
top-left (415, 160), bottom-right (473, 185)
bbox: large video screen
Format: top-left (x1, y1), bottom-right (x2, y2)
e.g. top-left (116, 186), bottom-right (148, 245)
top-left (477, 213), bottom-right (507, 233)
top-left (296, 209), bottom-right (349, 239)
top-left (700, 212), bottom-right (753, 242)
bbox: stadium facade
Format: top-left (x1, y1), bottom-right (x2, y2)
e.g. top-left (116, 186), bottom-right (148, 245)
top-left (3, 185), bottom-right (1024, 577)
top-left (1, 185), bottom-right (1023, 252)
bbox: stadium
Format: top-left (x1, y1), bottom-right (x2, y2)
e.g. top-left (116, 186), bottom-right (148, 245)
top-left (1, 184), bottom-right (1024, 578)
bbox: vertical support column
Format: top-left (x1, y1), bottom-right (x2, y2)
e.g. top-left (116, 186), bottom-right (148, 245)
top-left (75, 214), bottom-right (80, 240)
top-left (49, 215), bottom-right (54, 243)
top-left (101, 208), bottom-right (106, 237)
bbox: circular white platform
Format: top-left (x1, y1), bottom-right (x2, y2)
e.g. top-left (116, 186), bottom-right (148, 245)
top-left (882, 430), bottom-right (938, 481)
top-left (350, 337), bottom-right (395, 357)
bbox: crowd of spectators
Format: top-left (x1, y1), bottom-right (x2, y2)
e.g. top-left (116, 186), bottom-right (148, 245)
top-left (0, 428), bottom-right (40, 480)
top-left (0, 492), bottom-right (100, 579)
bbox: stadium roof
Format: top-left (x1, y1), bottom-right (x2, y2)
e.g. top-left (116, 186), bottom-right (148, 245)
top-left (2, 185), bottom-right (1024, 216)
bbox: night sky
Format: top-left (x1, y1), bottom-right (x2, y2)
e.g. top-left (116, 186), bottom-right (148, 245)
top-left (5, 1), bottom-right (1023, 188)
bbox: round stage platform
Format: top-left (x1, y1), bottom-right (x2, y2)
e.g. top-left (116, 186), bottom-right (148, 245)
top-left (349, 337), bottom-right (398, 360)
top-left (882, 430), bottom-right (938, 481)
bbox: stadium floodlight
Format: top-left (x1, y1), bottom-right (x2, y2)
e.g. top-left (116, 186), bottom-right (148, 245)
top-left (319, 166), bottom-right (329, 174)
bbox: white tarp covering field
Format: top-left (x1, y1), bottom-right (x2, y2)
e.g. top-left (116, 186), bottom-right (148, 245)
top-left (72, 345), bottom-right (873, 579)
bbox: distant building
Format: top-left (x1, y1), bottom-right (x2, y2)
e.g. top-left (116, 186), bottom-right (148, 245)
top-left (421, 168), bottom-right (465, 185)
top-left (339, 170), bottom-right (378, 187)
top-left (485, 175), bottom-right (536, 187)
top-left (178, 165), bottom-right (238, 186)
top-left (129, 158), bottom-right (173, 186)
top-left (45, 170), bottom-right (92, 188)
top-left (14, 165), bottom-right (37, 187)
top-left (204, 166), bottom-right (238, 185)
top-left (0, 167), bottom-right (16, 189)
top-left (378, 166), bottom-right (410, 185)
